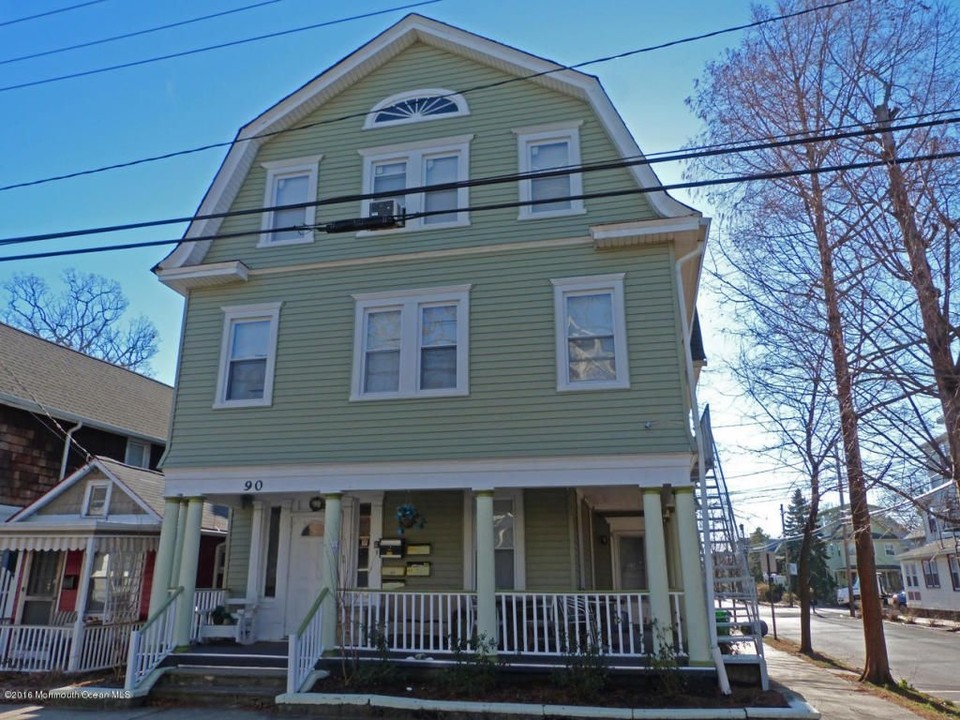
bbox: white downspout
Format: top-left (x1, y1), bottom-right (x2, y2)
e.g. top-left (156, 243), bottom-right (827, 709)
top-left (675, 238), bottom-right (731, 695)
top-left (59, 421), bottom-right (83, 480)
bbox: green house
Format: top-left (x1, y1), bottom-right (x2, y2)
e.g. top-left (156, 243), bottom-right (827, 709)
top-left (138, 14), bottom-right (756, 696)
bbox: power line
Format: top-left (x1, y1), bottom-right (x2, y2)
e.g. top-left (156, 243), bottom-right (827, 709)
top-left (0, 0), bottom-right (106, 29)
top-left (0, 0), bottom-right (287, 67)
top-left (2, 146), bottom-right (957, 263)
top-left (0, 1), bottom-right (442, 95)
top-left (3, 112), bottom-right (957, 249)
top-left (0, 0), bottom-right (857, 194)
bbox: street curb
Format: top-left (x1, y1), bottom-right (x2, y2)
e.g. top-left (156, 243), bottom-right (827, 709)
top-left (276, 691), bottom-right (821, 719)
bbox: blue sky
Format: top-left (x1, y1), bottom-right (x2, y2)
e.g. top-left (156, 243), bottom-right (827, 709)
top-left (0, 0), bottom-right (802, 532)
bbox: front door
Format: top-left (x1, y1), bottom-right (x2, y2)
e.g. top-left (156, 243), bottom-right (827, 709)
top-left (21, 551), bottom-right (63, 625)
top-left (284, 514), bottom-right (325, 635)
top-left (615, 535), bottom-right (647, 590)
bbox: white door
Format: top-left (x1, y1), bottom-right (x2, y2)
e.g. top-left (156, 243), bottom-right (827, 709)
top-left (284, 514), bottom-right (325, 635)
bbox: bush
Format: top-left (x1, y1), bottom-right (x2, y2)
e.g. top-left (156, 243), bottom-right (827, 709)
top-left (756, 583), bottom-right (784, 603)
top-left (554, 630), bottom-right (609, 702)
top-left (438, 633), bottom-right (498, 695)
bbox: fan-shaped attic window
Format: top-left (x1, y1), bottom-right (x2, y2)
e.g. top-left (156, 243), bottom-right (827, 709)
top-left (364, 89), bottom-right (469, 129)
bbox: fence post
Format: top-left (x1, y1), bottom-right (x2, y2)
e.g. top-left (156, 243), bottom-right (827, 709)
top-left (66, 618), bottom-right (84, 672)
top-left (124, 629), bottom-right (140, 692)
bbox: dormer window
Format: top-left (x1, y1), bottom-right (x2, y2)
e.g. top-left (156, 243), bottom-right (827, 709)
top-left (83, 482), bottom-right (111, 518)
top-left (364, 89), bottom-right (468, 129)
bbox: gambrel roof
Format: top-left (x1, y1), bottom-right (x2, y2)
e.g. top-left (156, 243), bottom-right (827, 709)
top-left (157, 13), bottom-right (699, 274)
top-left (0, 322), bottom-right (172, 443)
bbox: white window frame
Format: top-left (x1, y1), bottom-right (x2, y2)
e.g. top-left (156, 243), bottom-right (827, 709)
top-left (363, 88), bottom-right (469, 130)
top-left (83, 481), bottom-right (112, 518)
top-left (124, 438), bottom-right (150, 468)
top-left (358, 135), bottom-right (473, 233)
top-left (350, 285), bottom-right (471, 401)
top-left (551, 273), bottom-right (629, 392)
top-left (258, 155), bottom-right (323, 247)
top-left (514, 121), bottom-right (584, 220)
top-left (214, 302), bottom-right (283, 409)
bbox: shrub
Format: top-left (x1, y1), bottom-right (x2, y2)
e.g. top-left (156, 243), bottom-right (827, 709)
top-left (554, 629), bottom-right (609, 702)
top-left (438, 633), bottom-right (498, 695)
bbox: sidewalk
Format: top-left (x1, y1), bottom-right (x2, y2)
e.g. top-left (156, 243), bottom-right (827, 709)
top-left (765, 644), bottom-right (926, 720)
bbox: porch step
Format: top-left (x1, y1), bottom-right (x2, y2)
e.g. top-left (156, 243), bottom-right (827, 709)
top-left (165, 651), bottom-right (287, 671)
top-left (149, 666), bottom-right (286, 707)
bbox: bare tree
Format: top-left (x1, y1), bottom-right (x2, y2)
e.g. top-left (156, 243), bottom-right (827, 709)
top-left (688, 0), bottom-right (895, 683)
top-left (3, 269), bottom-right (158, 373)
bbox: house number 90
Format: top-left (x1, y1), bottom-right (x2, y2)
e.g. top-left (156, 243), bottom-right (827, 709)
top-left (243, 480), bottom-right (264, 492)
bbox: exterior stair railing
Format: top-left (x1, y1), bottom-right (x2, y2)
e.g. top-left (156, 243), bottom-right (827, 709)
top-left (124, 586), bottom-right (183, 693)
top-left (287, 587), bottom-right (329, 694)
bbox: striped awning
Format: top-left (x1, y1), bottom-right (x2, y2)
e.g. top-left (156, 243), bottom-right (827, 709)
top-left (0, 534), bottom-right (158, 553)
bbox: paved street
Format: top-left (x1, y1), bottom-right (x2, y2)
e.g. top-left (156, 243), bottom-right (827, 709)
top-left (757, 604), bottom-right (960, 702)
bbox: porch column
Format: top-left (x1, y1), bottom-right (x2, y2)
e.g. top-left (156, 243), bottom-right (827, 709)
top-left (66, 536), bottom-right (98, 672)
top-left (245, 500), bottom-right (266, 604)
top-left (474, 490), bottom-right (497, 648)
top-left (642, 488), bottom-right (672, 654)
top-left (320, 493), bottom-right (342, 651)
top-left (169, 498), bottom-right (189, 589)
top-left (149, 497), bottom-right (182, 614)
top-left (173, 496), bottom-right (204, 646)
top-left (675, 487), bottom-right (711, 664)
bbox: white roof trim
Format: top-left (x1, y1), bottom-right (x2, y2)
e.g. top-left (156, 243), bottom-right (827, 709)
top-left (158, 13), bottom-right (696, 272)
top-left (8, 458), bottom-right (162, 524)
top-left (156, 260), bottom-right (250, 297)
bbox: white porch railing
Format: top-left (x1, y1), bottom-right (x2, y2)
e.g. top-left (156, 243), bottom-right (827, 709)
top-left (75, 621), bottom-right (140, 673)
top-left (287, 588), bottom-right (329, 694)
top-left (339, 590), bottom-right (476, 654)
top-left (336, 591), bottom-right (687, 659)
top-left (192, 588), bottom-right (226, 641)
top-left (0, 625), bottom-right (73, 672)
top-left (124, 586), bottom-right (182, 692)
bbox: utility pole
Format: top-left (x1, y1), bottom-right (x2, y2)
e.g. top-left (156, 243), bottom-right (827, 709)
top-left (780, 504), bottom-right (793, 607)
top-left (765, 552), bottom-right (777, 641)
top-left (836, 447), bottom-right (856, 618)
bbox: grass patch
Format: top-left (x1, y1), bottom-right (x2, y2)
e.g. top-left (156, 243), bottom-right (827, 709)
top-left (766, 637), bottom-right (960, 720)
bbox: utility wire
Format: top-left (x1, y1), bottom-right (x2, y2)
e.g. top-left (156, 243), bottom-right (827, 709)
top-left (0, 0), bottom-right (287, 67)
top-left (2, 146), bottom-right (958, 263)
top-left (0, 0), bottom-right (856, 193)
top-left (2, 112), bottom-right (957, 248)
top-left (0, 0), bottom-right (442, 95)
top-left (0, 0), bottom-right (106, 29)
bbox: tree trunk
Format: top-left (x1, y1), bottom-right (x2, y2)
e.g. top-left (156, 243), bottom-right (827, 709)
top-left (807, 170), bottom-right (893, 685)
top-left (874, 102), bottom-right (960, 501)
top-left (797, 529), bottom-right (813, 654)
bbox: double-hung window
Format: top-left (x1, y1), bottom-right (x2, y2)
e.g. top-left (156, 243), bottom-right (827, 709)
top-left (259, 155), bottom-right (322, 247)
top-left (551, 274), bottom-right (629, 391)
top-left (359, 136), bottom-right (472, 231)
top-left (949, 555), bottom-right (960, 592)
top-left (125, 439), bottom-right (150, 468)
top-left (214, 303), bottom-right (282, 408)
top-left (351, 286), bottom-right (470, 400)
top-left (515, 122), bottom-right (584, 219)
top-left (922, 558), bottom-right (941, 588)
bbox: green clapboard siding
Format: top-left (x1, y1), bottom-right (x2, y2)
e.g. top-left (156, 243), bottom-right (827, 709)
top-left (524, 489), bottom-right (574, 590)
top-left (166, 241), bottom-right (691, 467)
top-left (165, 38), bottom-right (696, 469)
top-left (382, 491), bottom-right (463, 590)
top-left (225, 505), bottom-right (252, 595)
top-left (203, 43), bottom-right (657, 270)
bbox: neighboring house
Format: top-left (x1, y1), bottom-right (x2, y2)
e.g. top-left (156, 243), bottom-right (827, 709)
top-left (821, 506), bottom-right (907, 596)
top-left (141, 14), bottom-right (748, 695)
top-left (0, 457), bottom-right (227, 673)
top-left (0, 322), bottom-right (171, 520)
top-left (897, 469), bottom-right (960, 615)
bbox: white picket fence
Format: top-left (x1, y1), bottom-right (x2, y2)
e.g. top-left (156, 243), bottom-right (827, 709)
top-left (75, 621), bottom-right (140, 672)
top-left (0, 625), bottom-right (73, 672)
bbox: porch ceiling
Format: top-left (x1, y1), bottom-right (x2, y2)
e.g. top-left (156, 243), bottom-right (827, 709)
top-left (581, 486), bottom-right (644, 512)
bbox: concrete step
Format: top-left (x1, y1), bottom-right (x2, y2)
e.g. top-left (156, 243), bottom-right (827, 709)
top-left (149, 666), bottom-right (287, 707)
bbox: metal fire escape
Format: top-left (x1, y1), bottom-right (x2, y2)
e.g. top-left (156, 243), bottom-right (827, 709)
top-left (698, 406), bottom-right (769, 688)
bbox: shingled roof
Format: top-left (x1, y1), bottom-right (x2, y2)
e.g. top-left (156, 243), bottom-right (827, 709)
top-left (0, 323), bottom-right (172, 442)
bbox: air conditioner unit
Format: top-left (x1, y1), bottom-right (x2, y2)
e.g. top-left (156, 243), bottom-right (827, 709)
top-left (369, 199), bottom-right (403, 220)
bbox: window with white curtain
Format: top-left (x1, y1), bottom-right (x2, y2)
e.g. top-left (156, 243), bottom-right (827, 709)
top-left (259, 155), bottom-right (322, 246)
top-left (551, 274), bottom-right (629, 391)
top-left (214, 303), bottom-right (282, 408)
top-left (351, 286), bottom-right (470, 400)
top-left (515, 122), bottom-right (584, 219)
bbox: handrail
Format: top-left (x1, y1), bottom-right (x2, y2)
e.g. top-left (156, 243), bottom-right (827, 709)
top-left (297, 587), bottom-right (329, 636)
top-left (124, 586), bottom-right (183, 692)
top-left (288, 587), bottom-right (330, 694)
